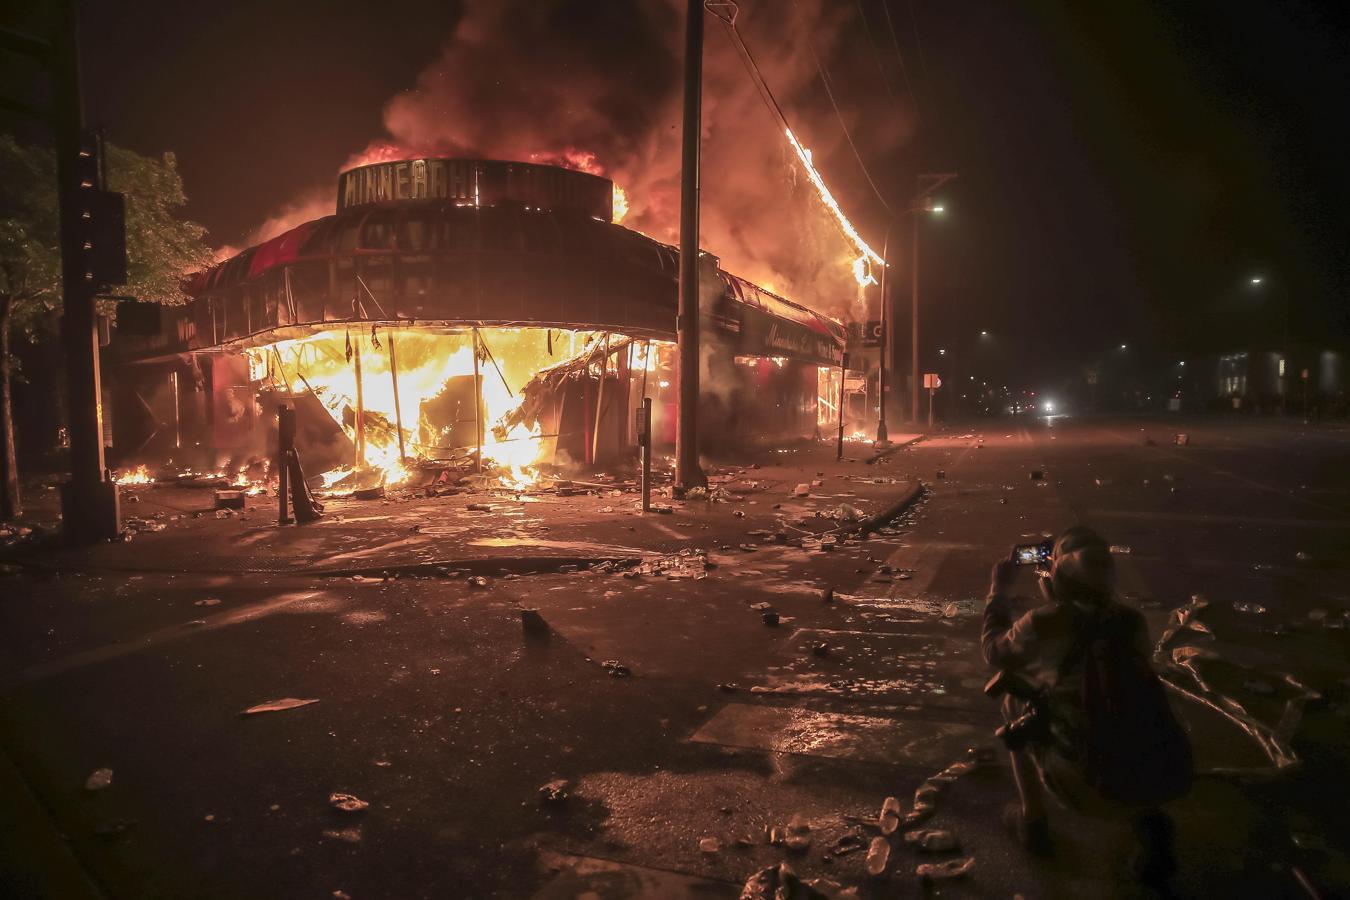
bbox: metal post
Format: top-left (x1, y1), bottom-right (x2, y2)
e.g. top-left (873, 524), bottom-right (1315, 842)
top-left (277, 403), bottom-right (294, 525)
top-left (352, 334), bottom-right (366, 467)
top-left (387, 332), bottom-right (406, 462)
top-left (1281, 290), bottom-right (1290, 417)
top-left (910, 206), bottom-right (921, 426)
top-left (53, 0), bottom-right (119, 541)
top-left (592, 333), bottom-right (609, 464)
top-left (640, 397), bottom-right (653, 512)
top-left (909, 172), bottom-right (957, 426)
top-left (928, 385), bottom-right (935, 431)
top-left (471, 329), bottom-right (482, 473)
top-left (675, 0), bottom-right (706, 493)
top-left (836, 352), bottom-right (848, 460)
top-left (877, 225), bottom-right (892, 445)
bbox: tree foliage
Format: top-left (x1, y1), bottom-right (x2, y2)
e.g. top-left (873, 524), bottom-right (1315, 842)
top-left (0, 134), bottom-right (213, 337)
top-left (0, 134), bottom-right (212, 519)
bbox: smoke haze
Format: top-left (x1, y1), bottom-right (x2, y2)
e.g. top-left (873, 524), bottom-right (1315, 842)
top-left (240, 0), bottom-right (912, 320)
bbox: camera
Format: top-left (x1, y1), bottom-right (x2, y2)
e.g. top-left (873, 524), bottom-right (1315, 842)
top-left (984, 670), bottom-right (1051, 751)
top-left (1013, 539), bottom-right (1053, 567)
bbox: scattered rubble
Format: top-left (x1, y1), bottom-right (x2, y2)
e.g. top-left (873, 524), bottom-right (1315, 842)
top-left (328, 792), bottom-right (368, 814)
top-left (865, 836), bottom-right (891, 876)
top-left (84, 768), bottom-right (114, 792)
top-left (241, 698), bottom-right (319, 716)
top-left (629, 550), bottom-right (710, 580)
top-left (916, 857), bottom-right (974, 881)
top-left (739, 863), bottom-right (834, 900)
top-left (878, 796), bottom-right (902, 835)
top-left (538, 779), bottom-right (569, 804)
top-left (601, 659), bottom-right (632, 677)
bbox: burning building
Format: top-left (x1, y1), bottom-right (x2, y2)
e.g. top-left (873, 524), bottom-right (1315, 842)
top-left (106, 157), bottom-right (849, 488)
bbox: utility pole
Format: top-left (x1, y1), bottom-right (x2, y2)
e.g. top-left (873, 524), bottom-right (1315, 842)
top-left (876, 225), bottom-right (894, 446)
top-left (910, 172), bottom-right (957, 426)
top-left (53, 0), bottom-right (122, 542)
top-left (675, 0), bottom-right (706, 493)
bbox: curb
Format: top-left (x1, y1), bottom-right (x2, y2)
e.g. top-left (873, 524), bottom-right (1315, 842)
top-left (839, 480), bottom-right (927, 537)
top-left (7, 553), bottom-right (651, 580)
top-left (866, 433), bottom-right (927, 465)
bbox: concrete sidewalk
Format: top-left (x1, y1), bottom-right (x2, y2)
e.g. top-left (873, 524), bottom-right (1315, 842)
top-left (5, 438), bottom-right (927, 578)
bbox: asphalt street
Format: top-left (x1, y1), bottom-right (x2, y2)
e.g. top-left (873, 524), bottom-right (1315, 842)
top-left (1, 416), bottom-right (1348, 899)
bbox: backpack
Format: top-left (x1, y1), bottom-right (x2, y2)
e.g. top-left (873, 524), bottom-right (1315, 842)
top-left (1061, 609), bottom-right (1194, 807)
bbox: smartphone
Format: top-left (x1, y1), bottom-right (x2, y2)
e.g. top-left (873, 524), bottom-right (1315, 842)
top-left (1013, 541), bottom-right (1052, 566)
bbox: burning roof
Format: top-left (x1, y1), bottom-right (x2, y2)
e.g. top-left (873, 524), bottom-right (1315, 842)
top-left (151, 158), bottom-right (844, 369)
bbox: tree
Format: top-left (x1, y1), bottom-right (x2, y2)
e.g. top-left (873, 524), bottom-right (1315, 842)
top-left (0, 135), bottom-right (211, 519)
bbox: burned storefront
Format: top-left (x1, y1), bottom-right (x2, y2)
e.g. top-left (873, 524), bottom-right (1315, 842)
top-left (105, 158), bottom-right (848, 489)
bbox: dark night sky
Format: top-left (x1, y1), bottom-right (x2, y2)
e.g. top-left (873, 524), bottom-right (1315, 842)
top-left (5, 0), bottom-right (1349, 387)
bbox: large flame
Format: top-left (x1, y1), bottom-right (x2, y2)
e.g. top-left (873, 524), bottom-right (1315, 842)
top-left (114, 465), bottom-right (152, 485)
top-left (785, 129), bottom-right (885, 288)
top-left (247, 328), bottom-right (615, 490)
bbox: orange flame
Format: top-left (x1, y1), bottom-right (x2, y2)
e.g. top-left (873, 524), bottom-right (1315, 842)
top-left (114, 465), bottom-right (152, 485)
top-left (785, 129), bottom-right (885, 286)
top-left (248, 328), bottom-right (617, 490)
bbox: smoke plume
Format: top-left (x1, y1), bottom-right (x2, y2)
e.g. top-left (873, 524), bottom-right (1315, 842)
top-left (243, 0), bottom-right (911, 320)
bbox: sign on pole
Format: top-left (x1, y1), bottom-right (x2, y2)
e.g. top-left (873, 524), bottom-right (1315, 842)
top-left (923, 373), bottom-right (942, 389)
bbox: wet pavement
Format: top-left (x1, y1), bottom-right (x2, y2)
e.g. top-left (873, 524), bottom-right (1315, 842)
top-left (1, 418), bottom-right (1349, 898)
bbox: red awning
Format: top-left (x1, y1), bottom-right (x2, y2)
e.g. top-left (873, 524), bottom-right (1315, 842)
top-left (247, 220), bottom-right (321, 280)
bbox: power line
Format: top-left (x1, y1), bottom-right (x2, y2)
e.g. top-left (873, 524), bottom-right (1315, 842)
top-left (797, 1), bottom-right (896, 216)
top-left (851, 0), bottom-right (903, 116)
top-left (900, 0), bottom-right (957, 161)
top-left (879, 0), bottom-right (921, 120)
top-left (709, 3), bottom-right (888, 261)
top-left (905, 0), bottom-right (932, 86)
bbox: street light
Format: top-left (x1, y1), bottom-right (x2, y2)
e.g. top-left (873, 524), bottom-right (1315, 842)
top-left (909, 172), bottom-right (957, 428)
top-left (877, 185), bottom-right (952, 443)
top-left (1249, 273), bottom-right (1290, 413)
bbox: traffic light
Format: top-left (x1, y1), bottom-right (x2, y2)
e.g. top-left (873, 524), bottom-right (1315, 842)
top-left (74, 135), bottom-right (127, 290)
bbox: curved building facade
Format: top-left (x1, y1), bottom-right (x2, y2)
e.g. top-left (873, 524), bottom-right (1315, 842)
top-left (107, 158), bottom-right (848, 475)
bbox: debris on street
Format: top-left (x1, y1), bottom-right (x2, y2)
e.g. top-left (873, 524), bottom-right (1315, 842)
top-left (865, 836), bottom-right (890, 876)
top-left (538, 779), bottom-right (569, 804)
top-left (84, 768), bottom-right (114, 792)
top-left (878, 796), bottom-right (902, 835)
top-left (916, 857), bottom-right (974, 880)
top-left (241, 698), bottom-right (320, 716)
top-left (328, 792), bottom-right (369, 813)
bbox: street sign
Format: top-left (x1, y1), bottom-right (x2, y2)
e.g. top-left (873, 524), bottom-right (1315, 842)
top-left (923, 373), bottom-right (941, 389)
top-left (862, 320), bottom-right (883, 348)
